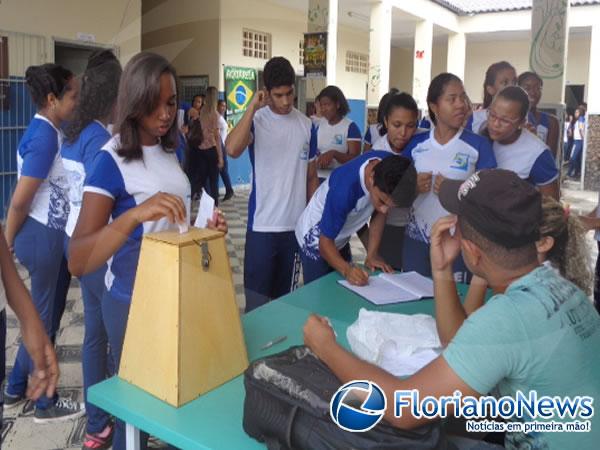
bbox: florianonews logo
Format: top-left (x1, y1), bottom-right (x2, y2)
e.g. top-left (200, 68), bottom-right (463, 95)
top-left (330, 380), bottom-right (387, 432)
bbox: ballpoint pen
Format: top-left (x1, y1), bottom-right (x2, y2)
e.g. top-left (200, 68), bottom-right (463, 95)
top-left (260, 335), bottom-right (288, 350)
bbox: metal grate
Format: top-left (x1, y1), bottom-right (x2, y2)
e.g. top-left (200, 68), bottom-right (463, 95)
top-left (242, 29), bottom-right (271, 60)
top-left (179, 75), bottom-right (209, 104)
top-left (345, 51), bottom-right (368, 74)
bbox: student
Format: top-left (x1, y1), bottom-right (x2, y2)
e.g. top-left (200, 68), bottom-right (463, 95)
top-left (226, 56), bottom-right (319, 312)
top-left (310, 97), bottom-right (322, 126)
top-left (296, 152), bottom-right (416, 285)
top-left (485, 86), bottom-right (559, 199)
top-left (0, 224), bottom-right (60, 430)
top-left (3, 63), bottom-right (84, 422)
top-left (61, 49), bottom-right (121, 448)
top-left (364, 88), bottom-right (399, 151)
top-left (567, 106), bottom-right (586, 179)
top-left (563, 112), bottom-right (574, 162)
top-left (314, 85), bottom-right (361, 179)
top-left (437, 195), bottom-right (594, 345)
top-left (303, 169), bottom-right (600, 450)
top-left (401, 73), bottom-right (496, 282)
top-left (217, 99), bottom-right (234, 202)
top-left (517, 71), bottom-right (560, 158)
top-left (467, 61), bottom-right (516, 135)
top-left (370, 92), bottom-right (421, 270)
top-left (196, 86), bottom-right (224, 206)
top-left (68, 52), bottom-right (226, 450)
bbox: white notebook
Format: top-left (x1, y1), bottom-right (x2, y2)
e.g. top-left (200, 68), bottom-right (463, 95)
top-left (338, 271), bottom-right (434, 306)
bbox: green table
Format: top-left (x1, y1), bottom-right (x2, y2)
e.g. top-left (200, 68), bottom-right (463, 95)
top-left (89, 272), bottom-right (465, 450)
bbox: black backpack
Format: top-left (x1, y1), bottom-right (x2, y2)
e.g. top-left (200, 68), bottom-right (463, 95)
top-left (243, 346), bottom-right (448, 450)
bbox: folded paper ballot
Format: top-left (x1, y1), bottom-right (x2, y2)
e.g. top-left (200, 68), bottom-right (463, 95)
top-left (338, 271), bottom-right (434, 305)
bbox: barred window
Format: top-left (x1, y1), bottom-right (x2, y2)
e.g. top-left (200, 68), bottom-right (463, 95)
top-left (345, 51), bottom-right (369, 74)
top-left (243, 29), bottom-right (271, 60)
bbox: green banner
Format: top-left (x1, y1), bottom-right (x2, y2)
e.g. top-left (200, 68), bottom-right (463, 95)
top-left (224, 66), bottom-right (257, 128)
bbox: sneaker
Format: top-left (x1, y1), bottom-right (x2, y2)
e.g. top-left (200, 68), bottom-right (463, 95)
top-left (222, 191), bottom-right (234, 202)
top-left (33, 397), bottom-right (86, 424)
top-left (3, 391), bottom-right (26, 410)
top-left (82, 422), bottom-right (114, 450)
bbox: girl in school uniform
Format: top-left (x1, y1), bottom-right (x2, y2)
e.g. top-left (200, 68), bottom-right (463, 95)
top-left (370, 92), bottom-right (421, 270)
top-left (518, 71), bottom-right (560, 158)
top-left (314, 85), bottom-right (361, 179)
top-left (401, 73), bottom-right (497, 282)
top-left (568, 106), bottom-right (586, 179)
top-left (363, 88), bottom-right (399, 151)
top-left (467, 61), bottom-right (516, 135)
top-left (3, 64), bottom-right (85, 422)
top-left (68, 52), bottom-right (226, 450)
top-left (61, 49), bottom-right (121, 449)
top-left (484, 86), bottom-right (559, 199)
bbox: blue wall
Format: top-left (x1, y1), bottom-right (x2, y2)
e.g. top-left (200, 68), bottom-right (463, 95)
top-left (347, 99), bottom-right (366, 136)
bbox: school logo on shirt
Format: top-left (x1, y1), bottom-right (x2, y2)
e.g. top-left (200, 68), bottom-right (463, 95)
top-left (450, 152), bottom-right (471, 171)
top-left (300, 143), bottom-right (310, 161)
top-left (333, 134), bottom-right (343, 145)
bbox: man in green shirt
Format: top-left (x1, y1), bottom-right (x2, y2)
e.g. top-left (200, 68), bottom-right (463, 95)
top-left (304, 169), bottom-right (600, 449)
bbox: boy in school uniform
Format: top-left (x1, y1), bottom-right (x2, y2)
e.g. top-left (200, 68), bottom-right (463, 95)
top-left (227, 57), bottom-right (319, 312)
top-left (304, 169), bottom-right (600, 450)
top-left (295, 152), bottom-right (416, 285)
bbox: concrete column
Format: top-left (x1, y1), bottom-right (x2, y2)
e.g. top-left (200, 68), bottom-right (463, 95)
top-left (307, 0), bottom-right (338, 86)
top-left (447, 32), bottom-right (466, 81)
top-left (367, 0), bottom-right (392, 108)
top-left (583, 24), bottom-right (600, 190)
top-left (412, 19), bottom-right (433, 111)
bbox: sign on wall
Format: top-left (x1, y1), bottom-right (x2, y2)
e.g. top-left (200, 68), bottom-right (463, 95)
top-left (304, 32), bottom-right (327, 78)
top-left (224, 66), bottom-right (257, 129)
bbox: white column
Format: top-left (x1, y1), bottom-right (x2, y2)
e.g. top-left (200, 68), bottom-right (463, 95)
top-left (530, 0), bottom-right (570, 104)
top-left (586, 25), bottom-right (600, 114)
top-left (307, 0), bottom-right (338, 89)
top-left (367, 0), bottom-right (392, 107)
top-left (412, 20), bottom-right (433, 111)
top-left (447, 32), bottom-right (466, 81)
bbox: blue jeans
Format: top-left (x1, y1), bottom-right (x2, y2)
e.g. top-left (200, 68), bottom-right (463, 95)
top-left (244, 231), bottom-right (300, 312)
top-left (219, 150), bottom-right (233, 195)
top-left (7, 217), bottom-right (70, 409)
top-left (402, 235), bottom-right (471, 284)
top-left (301, 243), bottom-right (351, 285)
top-left (568, 140), bottom-right (583, 177)
top-left (66, 234), bottom-right (111, 433)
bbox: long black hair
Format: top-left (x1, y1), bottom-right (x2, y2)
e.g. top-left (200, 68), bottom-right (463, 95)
top-left (316, 85), bottom-right (350, 117)
top-left (427, 73), bottom-right (463, 126)
top-left (64, 50), bottom-right (122, 144)
top-left (377, 88), bottom-right (400, 136)
top-left (483, 61), bottom-right (515, 108)
top-left (25, 63), bottom-right (73, 108)
top-left (114, 52), bottom-right (180, 161)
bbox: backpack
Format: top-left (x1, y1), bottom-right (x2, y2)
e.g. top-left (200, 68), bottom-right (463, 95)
top-left (243, 346), bottom-right (448, 450)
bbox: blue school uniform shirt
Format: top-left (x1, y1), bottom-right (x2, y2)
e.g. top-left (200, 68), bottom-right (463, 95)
top-left (403, 128), bottom-right (496, 243)
top-left (527, 110), bottom-right (551, 144)
top-left (295, 151), bottom-right (391, 259)
top-left (61, 120), bottom-right (111, 237)
top-left (316, 117), bottom-right (361, 178)
top-left (248, 107), bottom-right (317, 232)
top-left (493, 129), bottom-right (558, 186)
top-left (84, 135), bottom-right (191, 303)
top-left (17, 113), bottom-right (69, 230)
top-left (444, 266), bottom-right (600, 450)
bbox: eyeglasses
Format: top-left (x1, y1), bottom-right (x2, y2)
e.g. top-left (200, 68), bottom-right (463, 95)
top-left (487, 110), bottom-right (521, 128)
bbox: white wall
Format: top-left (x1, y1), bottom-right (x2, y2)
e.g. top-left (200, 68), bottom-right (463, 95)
top-left (390, 46), bottom-right (413, 93)
top-left (335, 27), bottom-right (369, 100)
top-left (0, 0), bottom-right (141, 72)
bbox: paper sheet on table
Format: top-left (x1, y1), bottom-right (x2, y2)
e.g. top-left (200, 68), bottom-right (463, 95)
top-left (347, 308), bottom-right (441, 377)
top-left (194, 192), bottom-right (215, 228)
top-left (379, 271), bottom-right (434, 297)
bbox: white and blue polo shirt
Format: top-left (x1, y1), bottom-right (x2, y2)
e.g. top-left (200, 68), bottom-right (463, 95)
top-left (364, 123), bottom-right (385, 148)
top-left (316, 116), bottom-right (361, 178)
top-left (61, 121), bottom-right (111, 237)
top-left (248, 107), bottom-right (317, 233)
top-left (493, 129), bottom-right (558, 186)
top-left (528, 111), bottom-right (551, 144)
top-left (403, 128), bottom-right (497, 243)
top-left (17, 113), bottom-right (70, 230)
top-left (295, 151), bottom-right (391, 260)
top-left (466, 109), bottom-right (488, 135)
top-left (84, 135), bottom-right (191, 303)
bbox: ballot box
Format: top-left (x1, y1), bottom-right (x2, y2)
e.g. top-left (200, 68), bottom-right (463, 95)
top-left (119, 227), bottom-right (249, 407)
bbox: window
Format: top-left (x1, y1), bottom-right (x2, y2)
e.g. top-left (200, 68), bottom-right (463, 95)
top-left (243, 29), bottom-right (271, 60)
top-left (345, 51), bottom-right (368, 74)
top-left (179, 75), bottom-right (209, 103)
top-left (299, 39), bottom-right (304, 66)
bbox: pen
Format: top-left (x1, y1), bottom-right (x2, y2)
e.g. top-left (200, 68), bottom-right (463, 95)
top-left (260, 335), bottom-right (287, 350)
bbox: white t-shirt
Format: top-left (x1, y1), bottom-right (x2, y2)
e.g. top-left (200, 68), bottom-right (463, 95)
top-left (218, 115), bottom-right (228, 145)
top-left (316, 117), bottom-right (361, 178)
top-left (17, 114), bottom-right (70, 230)
top-left (248, 107), bottom-right (317, 232)
top-left (364, 123), bottom-right (386, 148)
top-left (467, 109), bottom-right (488, 135)
top-left (84, 135), bottom-right (191, 303)
top-left (404, 128), bottom-right (497, 243)
top-left (493, 130), bottom-right (559, 187)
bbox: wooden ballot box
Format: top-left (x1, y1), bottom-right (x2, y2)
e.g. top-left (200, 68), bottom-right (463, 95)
top-left (119, 227), bottom-right (249, 407)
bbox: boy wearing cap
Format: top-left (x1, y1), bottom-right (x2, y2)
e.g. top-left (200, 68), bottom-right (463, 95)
top-left (303, 169), bottom-right (600, 449)
top-left (295, 152), bottom-right (416, 286)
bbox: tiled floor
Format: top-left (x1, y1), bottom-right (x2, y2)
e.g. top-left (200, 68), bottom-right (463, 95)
top-left (1, 181), bottom-right (597, 449)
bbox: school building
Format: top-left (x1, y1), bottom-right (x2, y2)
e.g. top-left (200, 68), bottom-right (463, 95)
top-left (1, 0), bottom-right (600, 217)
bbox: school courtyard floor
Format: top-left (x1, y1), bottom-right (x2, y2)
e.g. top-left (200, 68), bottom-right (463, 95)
top-left (1, 179), bottom-right (597, 449)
